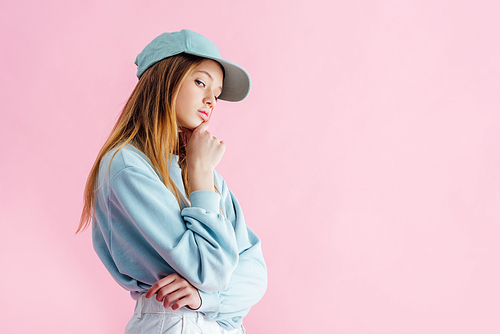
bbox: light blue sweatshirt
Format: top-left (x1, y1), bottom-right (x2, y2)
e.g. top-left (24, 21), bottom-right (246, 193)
top-left (92, 144), bottom-right (267, 329)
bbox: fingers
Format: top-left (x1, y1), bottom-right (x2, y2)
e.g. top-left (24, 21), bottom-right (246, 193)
top-left (165, 286), bottom-right (201, 311)
top-left (172, 293), bottom-right (201, 311)
top-left (161, 286), bottom-right (189, 309)
top-left (154, 276), bottom-right (188, 302)
top-left (145, 273), bottom-right (186, 299)
top-left (155, 282), bottom-right (181, 303)
top-left (207, 107), bottom-right (213, 123)
top-left (146, 273), bottom-right (202, 311)
top-left (180, 121), bottom-right (216, 145)
top-left (145, 274), bottom-right (177, 298)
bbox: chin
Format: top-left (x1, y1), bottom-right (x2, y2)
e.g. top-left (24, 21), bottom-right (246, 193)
top-left (180, 122), bottom-right (202, 131)
top-left (190, 120), bottom-right (204, 129)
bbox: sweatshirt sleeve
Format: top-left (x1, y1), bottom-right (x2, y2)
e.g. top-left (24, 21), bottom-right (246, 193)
top-left (107, 165), bottom-right (239, 292)
top-left (195, 190), bottom-right (268, 329)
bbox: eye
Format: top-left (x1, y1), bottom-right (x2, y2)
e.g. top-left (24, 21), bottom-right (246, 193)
top-left (214, 95), bottom-right (219, 101)
top-left (195, 79), bottom-right (205, 87)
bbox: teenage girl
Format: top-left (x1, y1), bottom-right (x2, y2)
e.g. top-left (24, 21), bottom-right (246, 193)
top-left (77, 29), bottom-right (267, 334)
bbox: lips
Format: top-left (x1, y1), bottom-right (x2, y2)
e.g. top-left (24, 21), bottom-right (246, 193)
top-left (197, 109), bottom-right (209, 121)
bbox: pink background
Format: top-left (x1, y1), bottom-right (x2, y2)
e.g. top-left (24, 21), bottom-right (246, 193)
top-left (1, 0), bottom-right (499, 333)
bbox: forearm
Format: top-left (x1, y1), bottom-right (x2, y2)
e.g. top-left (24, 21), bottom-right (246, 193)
top-left (197, 240), bottom-right (267, 318)
top-left (197, 256), bottom-right (267, 330)
top-left (108, 165), bottom-right (239, 293)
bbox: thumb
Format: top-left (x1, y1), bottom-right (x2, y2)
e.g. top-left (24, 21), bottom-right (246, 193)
top-left (195, 119), bottom-right (210, 134)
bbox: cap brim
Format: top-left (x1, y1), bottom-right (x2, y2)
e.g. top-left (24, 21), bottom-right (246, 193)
top-left (216, 59), bottom-right (251, 102)
top-left (186, 52), bottom-right (251, 102)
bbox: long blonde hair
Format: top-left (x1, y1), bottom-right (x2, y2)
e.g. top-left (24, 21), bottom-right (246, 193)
top-left (76, 53), bottom-right (206, 233)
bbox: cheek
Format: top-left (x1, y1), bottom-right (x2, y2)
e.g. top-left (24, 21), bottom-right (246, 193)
top-left (175, 89), bottom-right (190, 112)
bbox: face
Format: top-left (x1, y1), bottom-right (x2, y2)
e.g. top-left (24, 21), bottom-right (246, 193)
top-left (175, 59), bottom-right (224, 130)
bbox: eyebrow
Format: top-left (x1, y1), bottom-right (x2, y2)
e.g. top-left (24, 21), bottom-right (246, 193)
top-left (195, 70), bottom-right (223, 91)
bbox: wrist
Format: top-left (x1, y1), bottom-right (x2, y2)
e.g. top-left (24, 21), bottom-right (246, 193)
top-left (188, 168), bottom-right (214, 192)
top-left (187, 163), bottom-right (213, 175)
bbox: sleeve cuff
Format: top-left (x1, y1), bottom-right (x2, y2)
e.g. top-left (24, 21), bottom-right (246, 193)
top-left (196, 290), bottom-right (221, 313)
top-left (190, 190), bottom-right (221, 213)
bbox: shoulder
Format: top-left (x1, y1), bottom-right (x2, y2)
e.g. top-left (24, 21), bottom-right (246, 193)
top-left (100, 144), bottom-right (157, 181)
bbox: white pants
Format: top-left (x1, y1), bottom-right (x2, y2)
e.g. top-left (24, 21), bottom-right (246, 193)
top-left (125, 294), bottom-right (246, 334)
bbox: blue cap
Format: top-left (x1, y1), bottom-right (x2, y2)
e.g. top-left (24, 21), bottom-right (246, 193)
top-left (135, 29), bottom-right (251, 102)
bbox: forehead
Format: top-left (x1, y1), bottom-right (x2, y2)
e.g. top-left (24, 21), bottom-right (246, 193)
top-left (193, 60), bottom-right (224, 83)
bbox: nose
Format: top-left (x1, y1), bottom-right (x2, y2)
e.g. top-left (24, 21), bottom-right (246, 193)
top-left (203, 93), bottom-right (216, 108)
